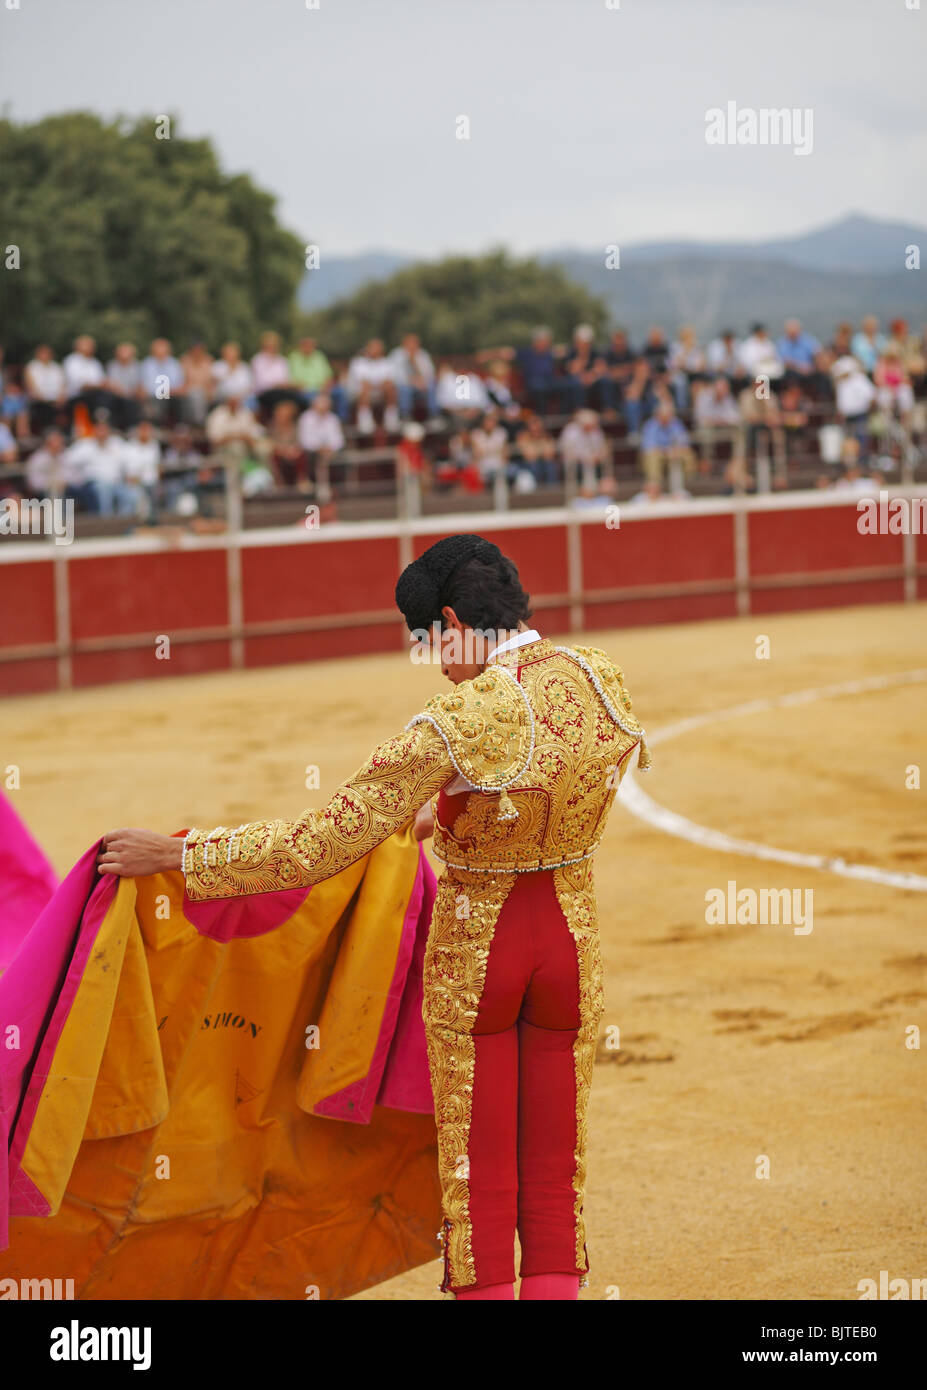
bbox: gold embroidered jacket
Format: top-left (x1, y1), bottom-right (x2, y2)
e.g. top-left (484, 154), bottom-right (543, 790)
top-left (182, 637), bottom-right (648, 900)
top-left (182, 636), bottom-right (649, 1288)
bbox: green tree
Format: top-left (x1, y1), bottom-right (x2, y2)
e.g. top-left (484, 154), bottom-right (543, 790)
top-left (0, 113), bottom-right (305, 359)
top-left (299, 250), bottom-right (609, 357)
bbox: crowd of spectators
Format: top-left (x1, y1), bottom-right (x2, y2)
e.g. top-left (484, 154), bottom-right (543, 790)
top-left (1, 314), bottom-right (924, 524)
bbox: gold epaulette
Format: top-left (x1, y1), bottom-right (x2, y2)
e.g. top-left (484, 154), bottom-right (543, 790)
top-left (560, 644), bottom-right (652, 770)
top-left (406, 666), bottom-right (534, 818)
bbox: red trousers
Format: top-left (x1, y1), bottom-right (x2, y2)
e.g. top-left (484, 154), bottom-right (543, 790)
top-left (447, 869), bottom-right (587, 1292)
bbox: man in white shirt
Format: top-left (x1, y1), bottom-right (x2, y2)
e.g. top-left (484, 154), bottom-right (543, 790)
top-left (24, 344), bottom-right (66, 432)
top-left (251, 330), bottom-right (299, 413)
top-left (831, 355), bottom-right (876, 452)
top-left (559, 408), bottom-right (612, 490)
top-left (25, 429), bottom-right (68, 496)
top-left (64, 416), bottom-right (134, 515)
top-left (706, 330), bottom-right (743, 380)
top-left (693, 377), bottom-right (744, 469)
top-left (297, 393), bottom-right (345, 454)
top-left (388, 333), bottom-right (437, 420)
top-left (122, 419), bottom-right (162, 519)
top-left (212, 342), bottom-right (255, 403)
top-left (345, 339), bottom-right (400, 434)
top-left (63, 335), bottom-right (113, 421)
top-left (297, 393), bottom-right (345, 498)
top-left (436, 364), bottom-right (490, 423)
top-left (206, 395), bottom-right (263, 455)
top-left (737, 324), bottom-right (783, 383)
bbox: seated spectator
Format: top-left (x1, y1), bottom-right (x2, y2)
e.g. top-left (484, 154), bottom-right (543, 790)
top-left (161, 424), bottom-right (209, 515)
top-left (179, 341), bottom-right (215, 427)
top-left (251, 331), bottom-right (297, 414)
top-left (471, 409), bottom-right (509, 488)
top-left (706, 329), bottom-right (742, 381)
top-left (694, 377), bottom-right (741, 428)
top-left (0, 418), bottom-right (18, 465)
top-left (886, 318), bottom-right (927, 387)
top-left (206, 393), bottom-right (263, 456)
top-left (639, 402), bottom-right (695, 486)
top-left (435, 426), bottom-right (482, 493)
top-left (828, 321), bottom-right (853, 361)
top-left (435, 361), bottom-right (489, 423)
top-left (641, 326), bottom-right (671, 382)
top-left (693, 378), bottom-right (743, 470)
top-left (831, 444), bottom-right (880, 494)
top-left (346, 338), bottom-right (400, 434)
top-left (570, 475), bottom-right (618, 509)
top-left (287, 336), bottom-right (339, 411)
top-left (668, 324), bottom-right (707, 409)
top-left (212, 341), bottom-right (255, 403)
top-left (621, 359), bottom-right (655, 438)
top-left (267, 399), bottom-right (310, 489)
top-left (851, 315), bottom-right (887, 374)
top-left (24, 344), bottom-right (66, 432)
top-left (63, 335), bottom-right (112, 420)
top-left (388, 333), bottom-right (437, 420)
top-left (559, 408), bottom-right (612, 489)
top-left (64, 414), bottom-right (134, 516)
top-left (564, 325), bottom-right (611, 413)
top-left (831, 354), bottom-right (876, 451)
top-left (874, 347), bottom-right (915, 421)
top-left (296, 392), bottom-right (345, 499)
top-left (25, 428), bottom-right (67, 496)
top-left (484, 359), bottom-right (515, 411)
top-left (122, 419), bottom-right (162, 520)
top-left (1, 379), bottom-right (30, 440)
top-left (516, 326), bottom-right (571, 417)
top-left (738, 379), bottom-right (786, 481)
top-left (140, 338), bottom-right (185, 424)
top-left (778, 381), bottom-right (811, 462)
top-left (737, 324), bottom-right (783, 383)
top-left (776, 318), bottom-right (827, 392)
top-left (628, 479), bottom-right (663, 505)
top-left (514, 411), bottom-right (558, 486)
top-left (396, 422), bottom-right (429, 494)
top-left (106, 342), bottom-right (144, 431)
top-left (604, 328), bottom-right (637, 403)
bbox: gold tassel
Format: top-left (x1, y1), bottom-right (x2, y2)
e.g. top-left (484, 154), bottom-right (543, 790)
top-left (637, 734), bottom-right (652, 771)
top-left (496, 789), bottom-right (519, 822)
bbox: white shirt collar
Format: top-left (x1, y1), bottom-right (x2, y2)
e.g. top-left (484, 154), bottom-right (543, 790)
top-left (486, 628), bottom-right (541, 663)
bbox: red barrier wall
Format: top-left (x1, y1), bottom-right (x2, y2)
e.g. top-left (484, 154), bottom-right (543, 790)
top-left (1, 493), bottom-right (923, 696)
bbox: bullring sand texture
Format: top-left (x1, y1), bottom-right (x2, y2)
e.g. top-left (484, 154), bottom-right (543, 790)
top-left (5, 603), bottom-right (924, 1300)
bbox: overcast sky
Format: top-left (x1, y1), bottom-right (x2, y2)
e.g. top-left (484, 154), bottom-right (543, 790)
top-left (2, 0), bottom-right (924, 257)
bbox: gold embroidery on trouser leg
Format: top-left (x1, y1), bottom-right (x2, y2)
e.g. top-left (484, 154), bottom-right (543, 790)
top-left (422, 868), bottom-right (514, 1290)
top-left (553, 859), bottom-right (606, 1270)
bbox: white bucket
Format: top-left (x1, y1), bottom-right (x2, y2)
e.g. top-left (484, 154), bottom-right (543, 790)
top-left (818, 424), bottom-right (845, 464)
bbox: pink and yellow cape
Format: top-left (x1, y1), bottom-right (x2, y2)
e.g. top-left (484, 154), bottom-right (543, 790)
top-left (0, 791), bottom-right (440, 1299)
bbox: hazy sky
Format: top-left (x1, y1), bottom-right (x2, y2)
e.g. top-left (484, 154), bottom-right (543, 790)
top-left (2, 0), bottom-right (925, 256)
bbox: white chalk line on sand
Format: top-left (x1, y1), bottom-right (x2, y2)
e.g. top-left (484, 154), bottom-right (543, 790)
top-left (621, 669), bottom-right (927, 893)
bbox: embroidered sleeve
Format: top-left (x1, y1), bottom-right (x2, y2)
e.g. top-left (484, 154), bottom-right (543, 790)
top-left (182, 719), bottom-right (454, 901)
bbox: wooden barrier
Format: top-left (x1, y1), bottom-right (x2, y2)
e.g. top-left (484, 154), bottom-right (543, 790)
top-left (1, 490), bottom-right (924, 695)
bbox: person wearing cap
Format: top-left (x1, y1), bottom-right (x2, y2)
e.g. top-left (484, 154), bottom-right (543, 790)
top-left (97, 534), bottom-right (650, 1301)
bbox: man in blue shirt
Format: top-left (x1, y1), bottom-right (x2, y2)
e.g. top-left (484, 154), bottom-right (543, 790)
top-left (140, 338), bottom-right (186, 425)
top-left (515, 327), bottom-right (575, 417)
top-left (777, 317), bottom-right (828, 394)
top-left (640, 401), bottom-right (695, 487)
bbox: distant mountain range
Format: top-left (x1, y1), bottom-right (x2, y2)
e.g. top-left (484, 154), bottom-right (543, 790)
top-left (298, 213), bottom-right (926, 339)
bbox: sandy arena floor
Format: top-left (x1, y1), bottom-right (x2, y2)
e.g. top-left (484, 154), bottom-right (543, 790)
top-left (5, 602), bottom-right (925, 1299)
